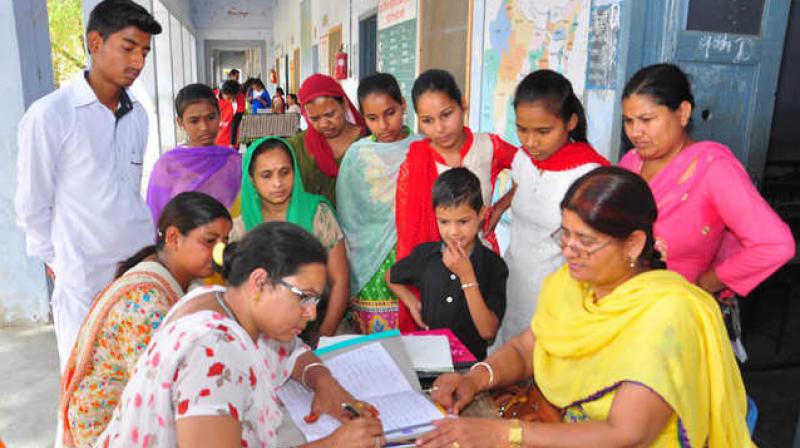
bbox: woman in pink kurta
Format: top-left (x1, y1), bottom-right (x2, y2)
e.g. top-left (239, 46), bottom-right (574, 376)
top-left (619, 63), bottom-right (794, 297)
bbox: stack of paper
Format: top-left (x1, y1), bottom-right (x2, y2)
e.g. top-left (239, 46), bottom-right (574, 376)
top-left (401, 335), bottom-right (454, 373)
top-left (277, 342), bottom-right (444, 443)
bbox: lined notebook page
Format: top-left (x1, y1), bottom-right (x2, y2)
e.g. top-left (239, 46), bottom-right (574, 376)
top-left (277, 343), bottom-right (443, 442)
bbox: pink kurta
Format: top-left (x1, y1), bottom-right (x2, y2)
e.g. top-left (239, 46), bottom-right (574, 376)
top-left (619, 141), bottom-right (795, 296)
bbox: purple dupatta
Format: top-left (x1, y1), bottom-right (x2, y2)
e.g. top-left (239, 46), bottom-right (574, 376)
top-left (146, 145), bottom-right (242, 227)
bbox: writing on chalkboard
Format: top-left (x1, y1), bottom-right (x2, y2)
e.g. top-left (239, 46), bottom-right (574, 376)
top-left (378, 19), bottom-right (417, 126)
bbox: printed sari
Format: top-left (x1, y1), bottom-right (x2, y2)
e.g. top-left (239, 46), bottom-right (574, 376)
top-left (337, 130), bottom-right (421, 333)
top-left (60, 261), bottom-right (182, 447)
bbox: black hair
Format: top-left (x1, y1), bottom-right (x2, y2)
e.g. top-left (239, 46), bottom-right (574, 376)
top-left (175, 83), bottom-right (219, 117)
top-left (220, 80), bottom-right (241, 97)
top-left (288, 93), bottom-right (298, 103)
top-left (357, 73), bottom-right (404, 114)
top-left (116, 192), bottom-right (231, 278)
top-left (229, 69), bottom-right (240, 77)
top-left (214, 222), bottom-right (327, 287)
top-left (411, 69), bottom-right (463, 110)
top-left (623, 63), bottom-right (695, 111)
top-left (248, 139), bottom-right (294, 177)
top-left (86, 0), bottom-right (162, 39)
top-left (560, 166), bottom-right (665, 270)
top-left (276, 87), bottom-right (285, 95)
top-left (432, 167), bottom-right (483, 213)
top-left (252, 78), bottom-right (266, 90)
top-left (513, 70), bottom-right (588, 143)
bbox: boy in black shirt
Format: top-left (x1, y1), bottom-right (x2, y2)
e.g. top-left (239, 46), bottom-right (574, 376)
top-left (387, 168), bottom-right (508, 359)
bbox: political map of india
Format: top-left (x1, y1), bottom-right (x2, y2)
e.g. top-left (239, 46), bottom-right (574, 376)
top-left (480, 0), bottom-right (590, 143)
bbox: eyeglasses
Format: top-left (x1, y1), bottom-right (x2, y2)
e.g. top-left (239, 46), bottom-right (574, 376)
top-left (549, 227), bottom-right (613, 259)
top-left (277, 278), bottom-right (322, 308)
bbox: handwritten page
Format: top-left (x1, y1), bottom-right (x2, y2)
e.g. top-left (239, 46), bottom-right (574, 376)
top-left (277, 342), bottom-right (444, 442)
top-left (401, 335), bottom-right (454, 372)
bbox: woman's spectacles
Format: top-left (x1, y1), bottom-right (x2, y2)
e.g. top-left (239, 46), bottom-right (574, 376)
top-left (549, 228), bottom-right (613, 259)
top-left (277, 278), bottom-right (322, 308)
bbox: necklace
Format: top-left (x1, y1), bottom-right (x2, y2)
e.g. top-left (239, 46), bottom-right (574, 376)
top-left (215, 290), bottom-right (241, 326)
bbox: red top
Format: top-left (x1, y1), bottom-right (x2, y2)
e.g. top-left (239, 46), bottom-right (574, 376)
top-left (215, 98), bottom-right (234, 147)
top-left (234, 92), bottom-right (246, 114)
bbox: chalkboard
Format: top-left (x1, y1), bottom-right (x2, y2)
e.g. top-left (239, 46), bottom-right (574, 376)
top-left (378, 19), bottom-right (417, 126)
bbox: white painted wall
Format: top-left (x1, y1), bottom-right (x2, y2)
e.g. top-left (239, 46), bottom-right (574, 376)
top-left (272, 0), bottom-right (378, 85)
top-left (1, 0), bottom-right (55, 324)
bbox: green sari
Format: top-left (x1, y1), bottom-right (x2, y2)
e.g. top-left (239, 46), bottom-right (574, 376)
top-left (241, 136), bottom-right (331, 233)
top-left (286, 131), bottom-right (342, 207)
top-left (242, 136), bottom-right (335, 346)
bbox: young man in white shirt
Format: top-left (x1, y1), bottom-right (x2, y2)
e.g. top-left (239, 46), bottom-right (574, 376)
top-left (15, 0), bottom-right (162, 370)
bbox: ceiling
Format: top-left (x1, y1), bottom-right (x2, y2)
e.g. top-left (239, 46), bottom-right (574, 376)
top-left (189, 0), bottom-right (276, 30)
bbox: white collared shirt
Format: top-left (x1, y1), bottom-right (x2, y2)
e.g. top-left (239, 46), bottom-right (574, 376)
top-left (15, 74), bottom-right (154, 306)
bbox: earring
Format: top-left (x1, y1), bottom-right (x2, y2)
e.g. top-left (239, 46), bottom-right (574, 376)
top-left (629, 258), bottom-right (637, 269)
top-left (253, 292), bottom-right (261, 305)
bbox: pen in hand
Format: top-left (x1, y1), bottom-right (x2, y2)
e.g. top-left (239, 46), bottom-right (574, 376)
top-left (341, 402), bottom-right (362, 419)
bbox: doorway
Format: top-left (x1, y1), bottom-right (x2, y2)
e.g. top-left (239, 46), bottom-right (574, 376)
top-left (359, 14), bottom-right (377, 79)
top-left (765, 2), bottom-right (800, 186)
top-left (418, 0), bottom-right (471, 104)
top-left (327, 25), bottom-right (343, 76)
top-left (626, 0), bottom-right (791, 181)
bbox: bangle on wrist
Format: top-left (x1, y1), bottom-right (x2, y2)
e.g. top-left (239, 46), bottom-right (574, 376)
top-left (469, 361), bottom-right (494, 388)
top-left (508, 418), bottom-right (523, 448)
top-left (301, 362), bottom-right (329, 388)
top-left (461, 282), bottom-right (478, 290)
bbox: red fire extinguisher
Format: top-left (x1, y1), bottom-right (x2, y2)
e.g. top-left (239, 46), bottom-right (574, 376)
top-left (270, 69), bottom-right (278, 84)
top-left (334, 45), bottom-right (348, 80)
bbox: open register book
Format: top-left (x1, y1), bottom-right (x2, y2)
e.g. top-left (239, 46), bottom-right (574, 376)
top-left (277, 342), bottom-right (445, 444)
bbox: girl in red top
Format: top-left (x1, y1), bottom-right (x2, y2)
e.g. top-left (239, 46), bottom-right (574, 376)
top-left (215, 80), bottom-right (238, 147)
top-left (395, 69), bottom-right (517, 331)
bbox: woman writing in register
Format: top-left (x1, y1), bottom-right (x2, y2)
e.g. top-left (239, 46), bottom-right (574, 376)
top-left (420, 167), bottom-right (753, 448)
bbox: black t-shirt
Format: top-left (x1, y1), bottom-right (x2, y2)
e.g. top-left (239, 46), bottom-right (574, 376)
top-left (390, 241), bottom-right (508, 359)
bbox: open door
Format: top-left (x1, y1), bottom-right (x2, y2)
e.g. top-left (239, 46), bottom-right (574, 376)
top-left (628, 0), bottom-right (791, 180)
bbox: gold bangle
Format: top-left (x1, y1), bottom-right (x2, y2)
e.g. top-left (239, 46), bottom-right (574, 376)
top-left (461, 282), bottom-right (478, 290)
top-left (508, 418), bottom-right (523, 448)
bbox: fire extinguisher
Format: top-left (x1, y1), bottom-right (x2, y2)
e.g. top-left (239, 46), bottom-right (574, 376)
top-left (334, 45), bottom-right (348, 80)
top-left (270, 69), bottom-right (278, 84)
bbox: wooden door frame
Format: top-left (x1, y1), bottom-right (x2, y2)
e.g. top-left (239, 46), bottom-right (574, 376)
top-left (416, 0), bottom-right (474, 118)
top-left (327, 24), bottom-right (343, 76)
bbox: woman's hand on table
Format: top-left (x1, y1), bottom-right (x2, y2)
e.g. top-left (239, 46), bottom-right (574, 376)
top-left (415, 417), bottom-right (508, 448)
top-left (309, 376), bottom-right (379, 423)
top-left (430, 373), bottom-right (479, 415)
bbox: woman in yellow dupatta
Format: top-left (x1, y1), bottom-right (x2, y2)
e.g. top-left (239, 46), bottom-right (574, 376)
top-left (421, 166), bottom-right (753, 448)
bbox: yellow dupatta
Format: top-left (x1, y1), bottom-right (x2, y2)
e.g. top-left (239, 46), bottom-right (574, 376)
top-left (532, 265), bottom-right (753, 447)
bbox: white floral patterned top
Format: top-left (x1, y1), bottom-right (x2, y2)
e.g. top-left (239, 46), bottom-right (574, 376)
top-left (95, 285), bottom-right (307, 448)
